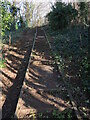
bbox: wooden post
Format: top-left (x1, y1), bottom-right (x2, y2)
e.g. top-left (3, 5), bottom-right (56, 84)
top-left (9, 33), bottom-right (11, 46)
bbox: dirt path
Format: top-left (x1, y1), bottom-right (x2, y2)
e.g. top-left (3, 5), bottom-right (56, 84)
top-left (15, 28), bottom-right (72, 119)
top-left (1, 28), bottom-right (35, 118)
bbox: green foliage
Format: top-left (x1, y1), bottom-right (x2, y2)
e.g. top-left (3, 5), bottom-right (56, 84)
top-left (1, 1), bottom-right (25, 45)
top-left (79, 2), bottom-right (88, 24)
top-left (80, 56), bottom-right (90, 93)
top-left (19, 16), bottom-right (25, 28)
top-left (54, 52), bottom-right (65, 71)
top-left (15, 22), bottom-right (18, 30)
top-left (37, 109), bottom-right (76, 119)
top-left (10, 5), bottom-right (18, 17)
top-left (52, 109), bottom-right (75, 119)
top-left (0, 51), bottom-right (6, 68)
top-left (1, 1), bottom-right (14, 37)
top-left (46, 2), bottom-right (78, 30)
top-left (38, 112), bottom-right (43, 118)
top-left (24, 1), bottom-right (35, 27)
top-left (0, 59), bottom-right (6, 68)
top-left (46, 24), bottom-right (89, 97)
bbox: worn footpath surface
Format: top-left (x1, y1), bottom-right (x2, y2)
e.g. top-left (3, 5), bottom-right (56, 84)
top-left (1, 28), bottom-right (35, 118)
top-left (15, 28), bottom-right (72, 119)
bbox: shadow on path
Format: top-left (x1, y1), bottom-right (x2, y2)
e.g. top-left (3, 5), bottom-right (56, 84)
top-left (2, 28), bottom-right (35, 119)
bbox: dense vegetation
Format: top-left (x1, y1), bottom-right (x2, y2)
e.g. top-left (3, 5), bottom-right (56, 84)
top-left (45, 2), bottom-right (89, 118)
top-left (46, 1), bottom-right (89, 93)
top-left (1, 1), bottom-right (25, 41)
top-left (0, 1), bottom-right (16, 67)
top-left (46, 24), bottom-right (89, 94)
top-left (46, 2), bottom-right (78, 30)
top-left (46, 2), bottom-right (88, 30)
top-left (0, 1), bottom-right (25, 68)
top-left (0, 1), bottom-right (89, 119)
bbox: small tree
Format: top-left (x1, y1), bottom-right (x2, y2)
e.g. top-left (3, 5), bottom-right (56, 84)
top-left (46, 2), bottom-right (78, 30)
top-left (1, 1), bottom-right (13, 37)
top-left (24, 1), bottom-right (35, 27)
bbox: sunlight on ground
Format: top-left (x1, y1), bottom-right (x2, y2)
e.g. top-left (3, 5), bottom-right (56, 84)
top-left (1, 68), bottom-right (16, 80)
top-left (9, 51), bottom-right (24, 59)
top-left (16, 84), bottom-right (70, 117)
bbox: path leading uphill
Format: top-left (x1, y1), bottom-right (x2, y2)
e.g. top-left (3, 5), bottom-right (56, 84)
top-left (15, 28), bottom-right (72, 119)
top-left (1, 28), bottom-right (36, 119)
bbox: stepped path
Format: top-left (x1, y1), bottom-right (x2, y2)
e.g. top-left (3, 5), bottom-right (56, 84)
top-left (15, 28), bottom-right (71, 118)
top-left (1, 28), bottom-right (35, 118)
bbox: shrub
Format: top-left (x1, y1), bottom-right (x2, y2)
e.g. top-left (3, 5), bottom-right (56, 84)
top-left (1, 1), bottom-right (14, 36)
top-left (46, 2), bottom-right (78, 30)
